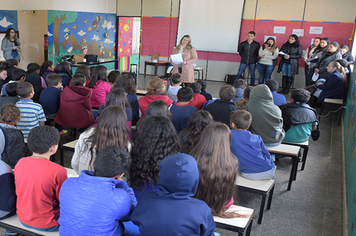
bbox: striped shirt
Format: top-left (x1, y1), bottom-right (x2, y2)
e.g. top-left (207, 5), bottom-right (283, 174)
top-left (16, 99), bottom-right (46, 141)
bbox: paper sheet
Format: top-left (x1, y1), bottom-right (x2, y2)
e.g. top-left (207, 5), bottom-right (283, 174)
top-left (312, 73), bottom-right (319, 82)
top-left (309, 27), bottom-right (323, 34)
top-left (306, 56), bottom-right (319, 62)
top-left (279, 51), bottom-right (288, 56)
top-left (170, 54), bottom-right (183, 64)
top-left (293, 29), bottom-right (304, 37)
top-left (273, 26), bottom-right (286, 34)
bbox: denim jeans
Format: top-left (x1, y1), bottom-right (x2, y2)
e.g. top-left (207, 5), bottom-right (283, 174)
top-left (20, 221), bottom-right (59, 232)
top-left (240, 166), bottom-right (276, 180)
top-left (281, 63), bottom-right (291, 76)
top-left (235, 63), bottom-right (256, 86)
top-left (258, 64), bottom-right (275, 84)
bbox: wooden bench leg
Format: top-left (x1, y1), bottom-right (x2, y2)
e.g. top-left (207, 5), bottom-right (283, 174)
top-left (288, 156), bottom-right (298, 190)
top-left (60, 145), bottom-right (64, 166)
top-left (257, 194), bottom-right (267, 224)
top-left (266, 184), bottom-right (275, 210)
top-left (301, 146), bottom-right (309, 170)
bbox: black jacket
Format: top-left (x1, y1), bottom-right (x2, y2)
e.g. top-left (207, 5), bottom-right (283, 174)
top-left (315, 50), bottom-right (342, 80)
top-left (0, 124), bottom-right (32, 169)
top-left (238, 40), bottom-right (260, 64)
top-left (277, 43), bottom-right (303, 75)
top-left (279, 102), bottom-right (318, 132)
top-left (206, 99), bottom-right (238, 126)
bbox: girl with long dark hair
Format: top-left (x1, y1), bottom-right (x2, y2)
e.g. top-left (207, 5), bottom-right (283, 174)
top-left (129, 116), bottom-right (180, 200)
top-left (87, 65), bottom-right (111, 108)
top-left (54, 61), bottom-right (72, 87)
top-left (178, 110), bottom-right (213, 153)
top-left (1, 28), bottom-right (20, 61)
top-left (189, 122), bottom-right (239, 218)
top-left (71, 106), bottom-right (131, 174)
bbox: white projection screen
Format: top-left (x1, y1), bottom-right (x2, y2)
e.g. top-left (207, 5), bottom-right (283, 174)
top-left (177, 0), bottom-right (245, 53)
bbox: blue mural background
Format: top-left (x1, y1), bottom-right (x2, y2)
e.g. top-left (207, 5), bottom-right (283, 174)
top-left (47, 10), bottom-right (116, 64)
top-left (0, 10), bottom-right (18, 31)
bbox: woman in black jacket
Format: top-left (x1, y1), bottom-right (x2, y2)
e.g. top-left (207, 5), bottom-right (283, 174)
top-left (314, 42), bottom-right (342, 80)
top-left (277, 34), bottom-right (303, 94)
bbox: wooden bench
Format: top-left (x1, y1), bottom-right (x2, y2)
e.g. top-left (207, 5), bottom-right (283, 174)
top-left (136, 89), bottom-right (148, 96)
top-left (320, 98), bottom-right (345, 125)
top-left (0, 215), bottom-right (59, 236)
top-left (59, 140), bottom-right (78, 166)
top-left (283, 140), bottom-right (309, 171)
top-left (266, 144), bottom-right (301, 191)
top-left (235, 175), bottom-right (275, 224)
top-left (214, 205), bottom-right (254, 236)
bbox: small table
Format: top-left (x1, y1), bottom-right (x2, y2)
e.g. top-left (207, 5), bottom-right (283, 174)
top-left (144, 60), bottom-right (169, 76)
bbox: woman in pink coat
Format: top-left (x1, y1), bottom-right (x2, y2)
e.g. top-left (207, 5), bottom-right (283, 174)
top-left (172, 35), bottom-right (198, 85)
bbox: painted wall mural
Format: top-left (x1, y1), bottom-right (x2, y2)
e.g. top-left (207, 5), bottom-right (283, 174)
top-left (0, 10), bottom-right (18, 31)
top-left (344, 71), bottom-right (356, 235)
top-left (117, 17), bottom-right (140, 72)
top-left (47, 10), bottom-right (116, 64)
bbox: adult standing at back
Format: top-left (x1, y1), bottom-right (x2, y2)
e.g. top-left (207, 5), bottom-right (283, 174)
top-left (234, 31), bottom-right (260, 86)
top-left (1, 28), bottom-right (20, 61)
top-left (172, 35), bottom-right (198, 86)
top-left (314, 42), bottom-right (342, 80)
top-left (257, 37), bottom-right (279, 84)
top-left (277, 34), bottom-right (303, 94)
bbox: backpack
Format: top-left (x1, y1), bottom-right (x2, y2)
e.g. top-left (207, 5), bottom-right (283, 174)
top-left (224, 74), bottom-right (236, 84)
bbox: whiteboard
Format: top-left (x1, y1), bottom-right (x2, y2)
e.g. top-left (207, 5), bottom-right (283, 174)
top-left (177, 0), bottom-right (245, 53)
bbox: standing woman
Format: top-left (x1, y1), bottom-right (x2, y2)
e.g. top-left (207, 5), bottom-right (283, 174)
top-left (1, 28), bottom-right (20, 61)
top-left (172, 35), bottom-right (198, 86)
top-left (303, 37), bottom-right (321, 86)
top-left (277, 34), bottom-right (303, 94)
top-left (257, 37), bottom-right (279, 84)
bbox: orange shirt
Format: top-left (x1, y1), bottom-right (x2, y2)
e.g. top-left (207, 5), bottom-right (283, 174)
top-left (14, 157), bottom-right (67, 228)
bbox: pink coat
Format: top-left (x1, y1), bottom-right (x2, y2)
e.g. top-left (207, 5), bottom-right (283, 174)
top-left (172, 46), bottom-right (198, 83)
top-left (90, 81), bottom-right (111, 108)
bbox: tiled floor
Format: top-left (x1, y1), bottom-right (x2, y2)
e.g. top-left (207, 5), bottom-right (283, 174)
top-left (0, 75), bottom-right (343, 236)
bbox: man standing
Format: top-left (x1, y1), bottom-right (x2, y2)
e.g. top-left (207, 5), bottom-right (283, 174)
top-left (235, 31), bottom-right (260, 86)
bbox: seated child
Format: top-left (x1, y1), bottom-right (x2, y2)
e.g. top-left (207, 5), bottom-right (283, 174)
top-left (280, 88), bottom-right (318, 143)
top-left (39, 73), bottom-right (63, 116)
top-left (26, 63), bottom-right (45, 103)
top-left (170, 87), bottom-right (197, 133)
top-left (131, 153), bottom-right (216, 236)
top-left (230, 110), bottom-right (276, 180)
top-left (0, 104), bottom-right (32, 168)
top-left (0, 83), bottom-right (20, 107)
top-left (197, 79), bottom-right (212, 101)
top-left (167, 73), bottom-right (183, 103)
top-left (55, 74), bottom-right (95, 129)
top-left (0, 66), bottom-right (7, 92)
top-left (0, 127), bottom-right (16, 221)
top-left (206, 85), bottom-right (238, 126)
top-left (108, 70), bottom-right (121, 88)
top-left (59, 146), bottom-right (138, 236)
top-left (233, 79), bottom-right (247, 103)
top-left (265, 79), bottom-right (286, 106)
top-left (87, 65), bottom-right (111, 108)
top-left (1, 68), bottom-right (26, 96)
top-left (235, 86), bottom-right (252, 110)
top-left (188, 82), bottom-right (207, 110)
top-left (138, 78), bottom-right (173, 116)
top-left (14, 126), bottom-right (67, 231)
top-left (16, 82), bottom-right (46, 141)
top-left (114, 74), bottom-right (139, 125)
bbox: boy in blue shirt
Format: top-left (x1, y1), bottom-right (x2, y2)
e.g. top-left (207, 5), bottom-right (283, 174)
top-left (265, 79), bottom-right (286, 106)
top-left (39, 73), bottom-right (64, 133)
top-left (16, 82), bottom-right (46, 141)
top-left (59, 146), bottom-right (139, 236)
top-left (170, 87), bottom-right (197, 133)
top-left (230, 110), bottom-right (276, 180)
top-left (167, 73), bottom-right (183, 103)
